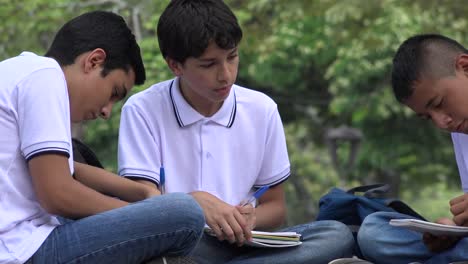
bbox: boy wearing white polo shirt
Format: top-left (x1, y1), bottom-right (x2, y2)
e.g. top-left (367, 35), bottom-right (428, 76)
top-left (0, 11), bottom-right (204, 264)
top-left (118, 1), bottom-right (354, 263)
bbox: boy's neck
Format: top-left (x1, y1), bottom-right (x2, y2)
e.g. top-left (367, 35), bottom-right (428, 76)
top-left (178, 80), bottom-right (224, 117)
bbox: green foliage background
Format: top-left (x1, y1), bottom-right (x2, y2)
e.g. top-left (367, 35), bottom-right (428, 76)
top-left (2, 0), bottom-right (467, 224)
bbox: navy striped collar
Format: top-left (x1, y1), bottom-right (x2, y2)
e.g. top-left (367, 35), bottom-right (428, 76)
top-left (169, 78), bottom-right (237, 128)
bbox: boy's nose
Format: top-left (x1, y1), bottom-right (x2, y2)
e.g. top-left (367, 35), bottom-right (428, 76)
top-left (431, 111), bottom-right (452, 130)
top-left (100, 102), bottom-right (114, 120)
top-left (217, 63), bottom-right (231, 83)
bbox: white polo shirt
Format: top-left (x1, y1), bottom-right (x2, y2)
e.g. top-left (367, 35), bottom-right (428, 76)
top-left (118, 78), bottom-right (290, 205)
top-left (451, 132), bottom-right (468, 192)
top-left (0, 52), bottom-right (73, 264)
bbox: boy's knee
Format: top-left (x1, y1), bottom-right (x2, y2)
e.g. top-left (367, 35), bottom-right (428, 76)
top-left (165, 193), bottom-right (204, 222)
top-left (328, 221), bottom-right (354, 246)
top-left (145, 193), bottom-right (205, 230)
top-left (309, 220), bottom-right (355, 249)
top-left (318, 221), bottom-right (355, 256)
top-left (360, 211), bottom-right (399, 233)
top-left (358, 212), bottom-right (390, 244)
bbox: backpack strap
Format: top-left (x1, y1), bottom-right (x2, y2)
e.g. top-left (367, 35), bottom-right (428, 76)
top-left (72, 138), bottom-right (104, 169)
top-left (385, 199), bottom-right (427, 221)
top-left (347, 183), bottom-right (390, 198)
top-left (347, 183), bottom-right (426, 220)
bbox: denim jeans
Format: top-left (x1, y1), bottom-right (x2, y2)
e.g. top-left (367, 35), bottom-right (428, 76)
top-left (358, 211), bottom-right (468, 264)
top-left (190, 220), bottom-right (354, 264)
top-left (28, 193), bottom-right (204, 264)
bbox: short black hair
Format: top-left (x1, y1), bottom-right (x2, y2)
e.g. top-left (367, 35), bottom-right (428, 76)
top-left (45, 11), bottom-right (146, 85)
top-left (157, 0), bottom-right (243, 63)
top-left (391, 34), bottom-right (468, 102)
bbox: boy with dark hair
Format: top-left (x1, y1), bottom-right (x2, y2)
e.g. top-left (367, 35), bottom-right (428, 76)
top-left (118, 1), bottom-right (354, 263)
top-left (355, 34), bottom-right (468, 264)
top-left (0, 10), bottom-right (204, 264)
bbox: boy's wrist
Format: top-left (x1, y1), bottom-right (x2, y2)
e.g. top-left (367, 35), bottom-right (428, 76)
top-left (144, 186), bottom-right (161, 199)
top-left (134, 179), bottom-right (160, 199)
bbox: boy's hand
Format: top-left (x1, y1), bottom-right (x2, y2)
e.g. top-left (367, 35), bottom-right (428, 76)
top-left (450, 193), bottom-right (468, 226)
top-left (190, 191), bottom-right (251, 245)
top-left (423, 218), bottom-right (460, 252)
top-left (423, 233), bottom-right (460, 252)
top-left (235, 204), bottom-right (256, 231)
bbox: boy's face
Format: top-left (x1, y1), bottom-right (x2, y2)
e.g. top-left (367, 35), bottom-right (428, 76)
top-left (167, 41), bottom-right (239, 114)
top-left (404, 71), bottom-right (468, 133)
top-left (68, 49), bottom-right (135, 122)
top-left (76, 68), bottom-right (134, 122)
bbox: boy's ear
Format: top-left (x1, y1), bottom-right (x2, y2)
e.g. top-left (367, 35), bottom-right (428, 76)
top-left (83, 48), bottom-right (106, 73)
top-left (455, 53), bottom-right (468, 77)
top-left (166, 57), bottom-right (183, 76)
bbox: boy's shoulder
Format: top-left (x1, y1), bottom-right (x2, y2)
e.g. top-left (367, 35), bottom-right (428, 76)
top-left (233, 84), bottom-right (278, 110)
top-left (1, 52), bottom-right (58, 69)
top-left (1, 52), bottom-right (61, 83)
top-left (125, 79), bottom-right (174, 106)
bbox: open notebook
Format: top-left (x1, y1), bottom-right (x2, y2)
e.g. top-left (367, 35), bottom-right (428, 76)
top-left (204, 227), bottom-right (302, 248)
top-left (390, 219), bottom-right (468, 236)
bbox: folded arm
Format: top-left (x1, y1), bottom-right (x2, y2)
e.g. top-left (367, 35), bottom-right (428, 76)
top-left (30, 154), bottom-right (133, 219)
top-left (73, 162), bottom-right (159, 202)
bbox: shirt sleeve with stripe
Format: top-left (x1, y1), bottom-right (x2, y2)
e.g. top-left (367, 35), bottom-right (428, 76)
top-left (17, 67), bottom-right (71, 161)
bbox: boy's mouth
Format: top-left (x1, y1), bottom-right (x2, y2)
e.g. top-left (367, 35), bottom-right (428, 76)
top-left (214, 86), bottom-right (230, 96)
top-left (455, 120), bottom-right (466, 132)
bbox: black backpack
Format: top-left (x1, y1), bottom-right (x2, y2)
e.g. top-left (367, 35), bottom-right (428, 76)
top-left (72, 138), bottom-right (103, 168)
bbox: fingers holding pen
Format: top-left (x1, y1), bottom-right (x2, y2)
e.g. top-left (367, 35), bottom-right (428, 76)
top-left (236, 204), bottom-right (256, 234)
top-left (220, 213), bottom-right (247, 245)
top-left (189, 191), bottom-right (250, 244)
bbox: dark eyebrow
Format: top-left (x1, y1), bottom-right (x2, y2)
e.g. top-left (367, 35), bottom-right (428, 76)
top-left (425, 96), bottom-right (437, 109)
top-left (229, 48), bottom-right (238, 55)
top-left (117, 85), bottom-right (128, 101)
top-left (198, 58), bottom-right (216, 62)
top-left (198, 48), bottom-right (238, 62)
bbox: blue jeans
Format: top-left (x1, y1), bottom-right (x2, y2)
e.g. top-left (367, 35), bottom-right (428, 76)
top-left (358, 211), bottom-right (468, 264)
top-left (190, 220), bottom-right (354, 264)
top-left (29, 193), bottom-right (205, 264)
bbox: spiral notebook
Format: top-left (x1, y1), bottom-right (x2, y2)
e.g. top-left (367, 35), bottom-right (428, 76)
top-left (390, 219), bottom-right (468, 236)
top-left (204, 227), bottom-right (302, 248)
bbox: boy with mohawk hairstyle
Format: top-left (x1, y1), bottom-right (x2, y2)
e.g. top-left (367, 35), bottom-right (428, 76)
top-left (118, 0), bottom-right (354, 263)
top-left (357, 34), bottom-right (468, 264)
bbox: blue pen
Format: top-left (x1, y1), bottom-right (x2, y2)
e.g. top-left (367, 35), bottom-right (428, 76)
top-left (241, 186), bottom-right (270, 206)
top-left (159, 166), bottom-right (165, 194)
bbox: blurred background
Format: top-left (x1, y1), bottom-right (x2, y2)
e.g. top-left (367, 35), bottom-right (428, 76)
top-left (2, 0), bottom-right (466, 225)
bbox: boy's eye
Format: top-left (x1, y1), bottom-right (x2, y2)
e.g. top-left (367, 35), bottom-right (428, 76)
top-left (200, 63), bottom-right (214, 68)
top-left (419, 114), bottom-right (431, 121)
top-left (112, 88), bottom-right (118, 98)
top-left (228, 54), bottom-right (238, 60)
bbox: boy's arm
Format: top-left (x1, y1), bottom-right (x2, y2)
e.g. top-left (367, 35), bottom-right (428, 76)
top-left (29, 154), bottom-right (129, 219)
top-left (73, 162), bottom-right (159, 202)
top-left (251, 184), bottom-right (287, 230)
top-left (247, 105), bottom-right (288, 230)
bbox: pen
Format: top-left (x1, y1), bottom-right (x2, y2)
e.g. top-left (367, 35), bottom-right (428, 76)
top-left (241, 186), bottom-right (270, 206)
top-left (159, 166), bottom-right (165, 194)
